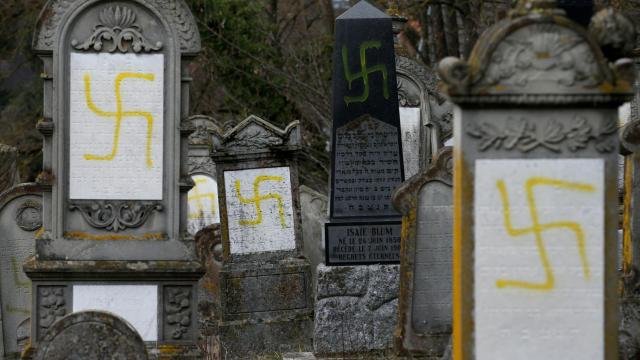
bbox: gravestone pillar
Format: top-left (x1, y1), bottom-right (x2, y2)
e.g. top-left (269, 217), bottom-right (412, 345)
top-left (26, 1), bottom-right (204, 358)
top-left (212, 115), bottom-right (313, 358)
top-left (438, 1), bottom-right (633, 359)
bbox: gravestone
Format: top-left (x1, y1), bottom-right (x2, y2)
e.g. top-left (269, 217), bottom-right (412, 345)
top-left (0, 183), bottom-right (42, 359)
top-left (393, 14), bottom-right (452, 176)
top-left (0, 144), bottom-right (20, 193)
top-left (34, 311), bottom-right (148, 360)
top-left (438, 1), bottom-right (633, 358)
top-left (212, 115), bottom-right (312, 358)
top-left (26, 1), bottom-right (204, 357)
top-left (299, 185), bottom-right (328, 290)
top-left (187, 115), bottom-right (222, 235)
top-left (392, 147), bottom-right (453, 357)
top-left (325, 0), bottom-right (404, 265)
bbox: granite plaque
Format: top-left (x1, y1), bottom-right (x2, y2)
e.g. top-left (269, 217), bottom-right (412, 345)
top-left (412, 181), bottom-right (452, 333)
top-left (325, 221), bottom-right (401, 265)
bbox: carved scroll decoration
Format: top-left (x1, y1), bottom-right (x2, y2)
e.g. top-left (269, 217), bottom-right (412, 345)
top-left (69, 200), bottom-right (163, 232)
top-left (72, 6), bottom-right (162, 53)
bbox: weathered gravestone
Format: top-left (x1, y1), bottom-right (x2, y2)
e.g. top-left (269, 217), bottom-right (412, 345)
top-left (34, 311), bottom-right (148, 360)
top-left (25, 1), bottom-right (204, 357)
top-left (299, 185), bottom-right (328, 290)
top-left (438, 0), bottom-right (634, 358)
top-left (187, 115), bottom-right (222, 235)
top-left (325, 0), bottom-right (404, 265)
top-left (392, 147), bottom-right (453, 357)
top-left (393, 14), bottom-right (453, 177)
top-left (0, 183), bottom-right (42, 359)
top-left (0, 144), bottom-right (20, 194)
top-left (212, 115), bottom-right (312, 358)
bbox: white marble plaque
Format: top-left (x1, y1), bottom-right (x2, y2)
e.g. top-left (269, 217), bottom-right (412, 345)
top-left (69, 53), bottom-right (164, 200)
top-left (400, 107), bottom-right (421, 178)
top-left (73, 285), bottom-right (158, 341)
top-left (474, 159), bottom-right (604, 360)
top-left (224, 167), bottom-right (296, 254)
top-left (188, 175), bottom-right (220, 234)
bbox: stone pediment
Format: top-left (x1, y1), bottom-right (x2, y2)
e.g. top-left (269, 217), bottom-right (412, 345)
top-left (437, 3), bottom-right (634, 105)
top-left (215, 115), bottom-right (300, 154)
top-left (33, 0), bottom-right (201, 54)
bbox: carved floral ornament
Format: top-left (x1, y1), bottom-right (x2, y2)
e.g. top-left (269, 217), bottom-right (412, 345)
top-left (33, 0), bottom-right (201, 53)
top-left (69, 200), bottom-right (163, 232)
top-left (72, 6), bottom-right (162, 53)
top-left (466, 115), bottom-right (617, 153)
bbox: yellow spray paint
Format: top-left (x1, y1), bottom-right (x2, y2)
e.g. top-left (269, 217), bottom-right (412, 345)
top-left (235, 176), bottom-right (286, 228)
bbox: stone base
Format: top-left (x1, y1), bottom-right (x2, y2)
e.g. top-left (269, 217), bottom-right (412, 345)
top-left (218, 257), bottom-right (313, 358)
top-left (313, 264), bottom-right (399, 355)
top-left (23, 258), bottom-right (204, 360)
top-left (282, 352), bottom-right (317, 360)
top-left (218, 316), bottom-right (313, 359)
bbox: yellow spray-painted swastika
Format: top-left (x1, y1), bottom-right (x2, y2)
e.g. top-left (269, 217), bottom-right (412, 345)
top-left (496, 177), bottom-right (595, 291)
top-left (188, 178), bottom-right (216, 220)
top-left (83, 72), bottom-right (155, 168)
top-left (342, 41), bottom-right (389, 105)
top-left (235, 176), bottom-right (286, 228)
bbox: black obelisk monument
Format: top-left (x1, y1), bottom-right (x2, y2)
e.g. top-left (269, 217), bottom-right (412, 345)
top-left (325, 0), bottom-right (404, 265)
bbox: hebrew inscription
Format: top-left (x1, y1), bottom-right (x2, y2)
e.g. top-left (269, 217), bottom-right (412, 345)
top-left (69, 53), bottom-right (163, 200)
top-left (224, 167), bottom-right (296, 254)
top-left (474, 159), bottom-right (604, 359)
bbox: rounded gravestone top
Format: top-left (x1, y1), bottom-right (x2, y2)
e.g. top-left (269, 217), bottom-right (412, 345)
top-left (35, 311), bottom-right (148, 360)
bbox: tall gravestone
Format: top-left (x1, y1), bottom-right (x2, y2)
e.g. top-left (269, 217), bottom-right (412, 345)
top-left (212, 115), bottom-right (312, 358)
top-left (438, 1), bottom-right (633, 358)
top-left (0, 183), bottom-right (42, 359)
top-left (26, 1), bottom-right (204, 357)
top-left (325, 0), bottom-right (404, 265)
top-left (392, 147), bottom-right (453, 357)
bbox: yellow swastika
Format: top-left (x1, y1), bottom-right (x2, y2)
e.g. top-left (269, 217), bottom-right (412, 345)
top-left (235, 176), bottom-right (286, 228)
top-left (83, 72), bottom-right (156, 168)
top-left (496, 177), bottom-right (595, 291)
top-left (188, 178), bottom-right (216, 219)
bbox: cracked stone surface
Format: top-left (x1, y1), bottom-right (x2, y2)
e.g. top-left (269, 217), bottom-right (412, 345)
top-left (314, 264), bottom-right (399, 354)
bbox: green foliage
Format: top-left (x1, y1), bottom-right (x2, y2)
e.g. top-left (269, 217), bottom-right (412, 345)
top-left (0, 0), bottom-right (45, 181)
top-left (189, 0), bottom-right (299, 127)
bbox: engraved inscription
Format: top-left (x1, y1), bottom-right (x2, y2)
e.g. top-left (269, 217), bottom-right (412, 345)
top-left (333, 115), bottom-right (402, 217)
top-left (326, 222), bottom-right (401, 264)
top-left (411, 181), bottom-right (452, 334)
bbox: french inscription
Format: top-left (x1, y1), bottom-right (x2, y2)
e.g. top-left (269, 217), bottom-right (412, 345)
top-left (326, 222), bottom-right (401, 265)
top-left (332, 115), bottom-right (402, 218)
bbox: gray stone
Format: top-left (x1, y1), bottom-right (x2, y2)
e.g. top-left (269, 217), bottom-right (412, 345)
top-left (299, 185), bottom-right (328, 290)
top-left (282, 352), bottom-right (317, 360)
top-left (0, 183), bottom-right (41, 358)
top-left (34, 311), bottom-right (148, 360)
top-left (313, 264), bottom-right (399, 355)
top-left (392, 148), bottom-right (453, 357)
